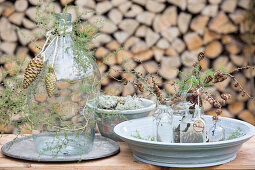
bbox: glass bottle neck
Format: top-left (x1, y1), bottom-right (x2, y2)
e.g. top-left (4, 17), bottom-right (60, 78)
top-left (56, 13), bottom-right (72, 35)
top-left (215, 119), bottom-right (222, 126)
top-left (158, 105), bottom-right (171, 113)
top-left (184, 107), bottom-right (204, 119)
top-left (154, 105), bottom-right (172, 117)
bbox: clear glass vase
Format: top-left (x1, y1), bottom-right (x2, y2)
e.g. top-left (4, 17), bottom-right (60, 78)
top-left (172, 110), bottom-right (183, 143)
top-left (180, 105), bottom-right (206, 143)
top-left (154, 105), bottom-right (173, 143)
top-left (208, 117), bottom-right (225, 142)
top-left (27, 13), bottom-right (101, 156)
top-left (171, 101), bottom-right (194, 143)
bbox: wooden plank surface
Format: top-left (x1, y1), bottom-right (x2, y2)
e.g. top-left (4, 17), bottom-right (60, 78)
top-left (0, 134), bottom-right (255, 170)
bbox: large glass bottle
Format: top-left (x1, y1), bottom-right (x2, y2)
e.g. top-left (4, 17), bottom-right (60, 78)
top-left (27, 13), bottom-right (101, 156)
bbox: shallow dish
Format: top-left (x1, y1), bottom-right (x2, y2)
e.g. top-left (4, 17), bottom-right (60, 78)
top-left (88, 98), bottom-right (155, 141)
top-left (1, 135), bottom-right (119, 162)
top-left (114, 116), bottom-right (255, 167)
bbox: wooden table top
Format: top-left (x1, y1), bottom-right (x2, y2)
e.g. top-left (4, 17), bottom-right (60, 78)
top-left (0, 134), bottom-right (255, 170)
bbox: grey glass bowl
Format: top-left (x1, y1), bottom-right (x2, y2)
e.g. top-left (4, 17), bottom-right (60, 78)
top-left (87, 98), bottom-right (156, 141)
top-left (114, 116), bottom-right (255, 167)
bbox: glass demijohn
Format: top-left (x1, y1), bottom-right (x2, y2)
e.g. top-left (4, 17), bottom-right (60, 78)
top-left (28, 13), bottom-right (101, 156)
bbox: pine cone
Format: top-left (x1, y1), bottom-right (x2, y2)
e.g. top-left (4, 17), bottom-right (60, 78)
top-left (218, 98), bottom-right (226, 106)
top-left (192, 62), bottom-right (198, 67)
top-left (204, 75), bottom-right (213, 84)
top-left (233, 82), bottom-right (239, 87)
top-left (187, 94), bottom-right (198, 104)
top-left (138, 83), bottom-right (144, 92)
top-left (199, 65), bottom-right (202, 71)
top-left (153, 85), bottom-right (161, 97)
top-left (215, 109), bottom-right (222, 115)
top-left (45, 66), bottom-right (57, 97)
top-left (221, 93), bottom-right (231, 101)
top-left (213, 101), bottom-right (221, 108)
top-left (208, 99), bottom-right (214, 105)
top-left (218, 75), bottom-right (227, 82)
top-left (214, 71), bottom-right (224, 77)
top-left (23, 55), bottom-right (43, 89)
top-left (205, 95), bottom-right (214, 105)
top-left (241, 92), bottom-right (246, 97)
top-left (213, 71), bottom-right (227, 83)
top-left (198, 52), bottom-right (205, 61)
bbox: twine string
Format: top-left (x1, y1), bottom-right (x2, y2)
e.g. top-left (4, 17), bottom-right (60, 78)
top-left (38, 30), bottom-right (52, 61)
top-left (51, 36), bottom-right (59, 67)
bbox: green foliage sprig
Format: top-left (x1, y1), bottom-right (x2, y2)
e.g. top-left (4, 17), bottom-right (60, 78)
top-left (131, 130), bottom-right (155, 141)
top-left (227, 127), bottom-right (245, 140)
top-left (0, 56), bottom-right (30, 134)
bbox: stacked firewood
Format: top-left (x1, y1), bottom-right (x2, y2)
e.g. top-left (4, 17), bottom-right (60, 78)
top-left (0, 0), bottom-right (254, 129)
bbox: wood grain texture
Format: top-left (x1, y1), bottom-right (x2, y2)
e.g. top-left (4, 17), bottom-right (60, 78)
top-left (0, 135), bottom-right (255, 170)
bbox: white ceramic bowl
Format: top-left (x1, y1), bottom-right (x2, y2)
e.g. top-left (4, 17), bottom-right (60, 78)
top-left (114, 116), bottom-right (255, 167)
top-left (87, 98), bottom-right (156, 141)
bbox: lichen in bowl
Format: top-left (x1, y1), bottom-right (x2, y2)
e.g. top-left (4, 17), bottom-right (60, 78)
top-left (87, 95), bottom-right (156, 141)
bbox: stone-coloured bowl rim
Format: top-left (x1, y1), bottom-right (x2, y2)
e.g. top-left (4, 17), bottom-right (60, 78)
top-left (114, 116), bottom-right (255, 146)
top-left (87, 98), bottom-right (156, 115)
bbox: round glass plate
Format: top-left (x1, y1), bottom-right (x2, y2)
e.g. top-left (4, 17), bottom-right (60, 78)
top-left (1, 135), bottom-right (120, 162)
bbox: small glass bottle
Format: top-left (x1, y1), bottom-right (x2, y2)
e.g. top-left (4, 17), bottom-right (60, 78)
top-left (172, 109), bottom-right (183, 143)
top-left (172, 101), bottom-right (193, 143)
top-left (154, 105), bottom-right (173, 143)
top-left (180, 105), bottom-right (206, 143)
top-left (208, 116), bottom-right (225, 142)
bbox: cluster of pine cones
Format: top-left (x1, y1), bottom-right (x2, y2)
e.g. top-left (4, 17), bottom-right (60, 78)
top-left (23, 55), bottom-right (56, 97)
top-left (204, 71), bottom-right (227, 84)
top-left (204, 93), bottom-right (231, 108)
top-left (123, 68), bottom-right (166, 104)
top-left (168, 51), bottom-right (232, 116)
top-left (211, 93), bottom-right (231, 120)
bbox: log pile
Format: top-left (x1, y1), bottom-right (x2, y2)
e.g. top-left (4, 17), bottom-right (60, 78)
top-left (0, 0), bottom-right (254, 132)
